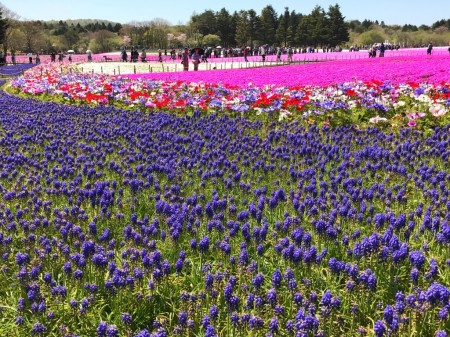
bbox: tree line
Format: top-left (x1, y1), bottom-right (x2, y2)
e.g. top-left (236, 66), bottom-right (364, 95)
top-left (0, 3), bottom-right (449, 54)
top-left (189, 5), bottom-right (349, 49)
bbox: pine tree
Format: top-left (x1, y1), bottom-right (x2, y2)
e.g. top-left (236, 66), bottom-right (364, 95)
top-left (275, 7), bottom-right (290, 46)
top-left (216, 8), bottom-right (232, 47)
top-left (286, 11), bottom-right (300, 47)
top-left (276, 15), bottom-right (287, 46)
top-left (309, 6), bottom-right (327, 47)
top-left (247, 9), bottom-right (260, 47)
top-left (326, 4), bottom-right (349, 47)
top-left (235, 10), bottom-right (250, 47)
top-left (259, 5), bottom-right (278, 45)
top-left (0, 8), bottom-right (9, 45)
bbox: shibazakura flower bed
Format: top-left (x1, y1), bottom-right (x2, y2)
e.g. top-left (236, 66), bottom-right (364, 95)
top-left (8, 55), bottom-right (450, 129)
top-left (0, 87), bottom-right (449, 337)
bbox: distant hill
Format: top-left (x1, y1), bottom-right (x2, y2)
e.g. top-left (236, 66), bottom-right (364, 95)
top-left (45, 19), bottom-right (121, 26)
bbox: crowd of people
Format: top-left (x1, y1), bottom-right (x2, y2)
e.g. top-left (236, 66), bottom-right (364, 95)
top-left (0, 42), bottom-right (447, 70)
top-left (113, 42), bottom-right (450, 69)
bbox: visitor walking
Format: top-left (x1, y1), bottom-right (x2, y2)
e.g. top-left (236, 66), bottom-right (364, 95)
top-left (244, 46), bottom-right (249, 62)
top-left (260, 45), bottom-right (266, 62)
top-left (427, 42), bottom-right (433, 55)
top-left (288, 47), bottom-right (293, 63)
top-left (121, 49), bottom-right (128, 62)
top-left (181, 47), bottom-right (189, 71)
top-left (132, 49), bottom-right (139, 62)
top-left (379, 43), bottom-right (385, 57)
top-left (158, 49), bottom-right (163, 62)
top-left (141, 49), bottom-right (147, 62)
top-left (191, 48), bottom-right (201, 71)
top-left (276, 47), bottom-right (282, 62)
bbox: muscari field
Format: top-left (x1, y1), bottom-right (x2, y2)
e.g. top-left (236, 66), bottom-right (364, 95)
top-left (0, 49), bottom-right (450, 337)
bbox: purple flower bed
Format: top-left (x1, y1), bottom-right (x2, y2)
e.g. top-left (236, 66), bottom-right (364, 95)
top-left (0, 90), bottom-right (449, 337)
top-left (0, 63), bottom-right (36, 76)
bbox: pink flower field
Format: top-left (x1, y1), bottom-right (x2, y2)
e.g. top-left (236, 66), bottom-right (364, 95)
top-left (125, 54), bottom-right (450, 88)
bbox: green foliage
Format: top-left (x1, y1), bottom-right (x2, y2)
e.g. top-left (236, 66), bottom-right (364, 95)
top-left (202, 34), bottom-right (221, 48)
top-left (357, 29), bottom-right (387, 46)
top-left (0, 8), bottom-right (8, 44)
top-left (190, 10), bottom-right (217, 36)
top-left (235, 11), bottom-right (251, 47)
top-left (327, 4), bottom-right (349, 46)
top-left (259, 5), bottom-right (278, 45)
top-left (216, 8), bottom-right (234, 48)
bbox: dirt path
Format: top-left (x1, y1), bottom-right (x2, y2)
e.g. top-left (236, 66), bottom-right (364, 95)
top-left (75, 59), bottom-right (286, 75)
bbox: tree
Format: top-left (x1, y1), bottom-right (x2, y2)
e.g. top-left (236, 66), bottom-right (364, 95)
top-left (54, 20), bottom-right (68, 35)
top-left (432, 19), bottom-right (450, 30)
top-left (228, 11), bottom-right (239, 47)
top-left (275, 7), bottom-right (290, 46)
top-left (259, 5), bottom-right (278, 44)
top-left (286, 10), bottom-right (300, 47)
top-left (91, 29), bottom-right (118, 52)
top-left (122, 35), bottom-right (131, 48)
top-left (175, 33), bottom-right (187, 48)
top-left (121, 21), bottom-right (148, 47)
top-left (418, 25), bottom-right (431, 31)
top-left (434, 26), bottom-right (449, 34)
top-left (190, 10), bottom-right (217, 36)
top-left (202, 34), bottom-right (221, 47)
top-left (216, 8), bottom-right (233, 47)
top-left (62, 27), bottom-right (80, 50)
top-left (0, 4), bottom-right (18, 54)
top-left (247, 9), bottom-right (261, 47)
top-left (308, 6), bottom-right (327, 47)
top-left (402, 24), bottom-right (418, 32)
top-left (146, 19), bottom-right (171, 49)
top-left (358, 29), bottom-right (386, 46)
top-left (296, 15), bottom-right (313, 46)
top-left (22, 21), bottom-right (47, 52)
top-left (361, 19), bottom-right (375, 30)
top-left (0, 7), bottom-right (8, 46)
top-left (348, 20), bottom-right (365, 34)
top-left (326, 4), bottom-right (349, 47)
top-left (6, 26), bottom-right (25, 53)
top-left (235, 10), bottom-right (250, 47)
top-left (113, 23), bottom-right (122, 33)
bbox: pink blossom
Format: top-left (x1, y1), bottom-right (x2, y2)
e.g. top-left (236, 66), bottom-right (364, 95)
top-left (429, 104), bottom-right (447, 117)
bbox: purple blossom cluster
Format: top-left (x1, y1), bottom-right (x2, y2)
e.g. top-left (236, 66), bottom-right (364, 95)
top-left (0, 90), bottom-right (449, 336)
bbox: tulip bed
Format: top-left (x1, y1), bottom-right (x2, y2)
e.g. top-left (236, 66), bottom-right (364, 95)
top-left (1, 55), bottom-right (450, 337)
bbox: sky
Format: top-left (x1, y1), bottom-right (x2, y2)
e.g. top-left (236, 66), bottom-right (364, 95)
top-left (0, 0), bottom-right (448, 26)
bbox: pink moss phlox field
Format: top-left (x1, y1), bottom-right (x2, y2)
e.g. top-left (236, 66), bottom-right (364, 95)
top-left (8, 46), bottom-right (448, 64)
top-left (125, 55), bottom-right (450, 87)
